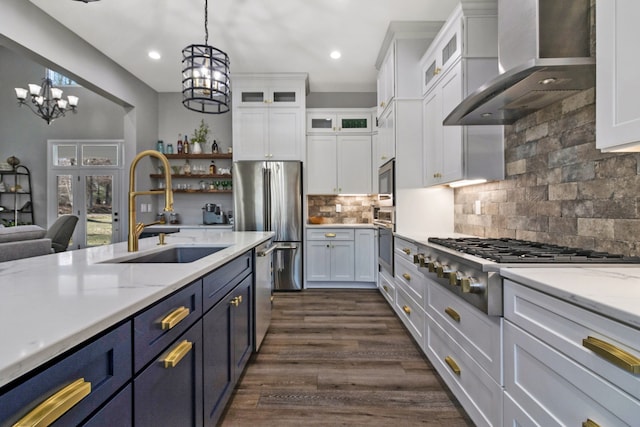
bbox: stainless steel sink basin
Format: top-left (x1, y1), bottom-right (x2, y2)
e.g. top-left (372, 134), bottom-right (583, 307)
top-left (106, 246), bottom-right (226, 263)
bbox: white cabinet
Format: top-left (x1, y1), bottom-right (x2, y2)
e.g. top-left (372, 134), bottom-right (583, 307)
top-left (376, 44), bottom-right (395, 117)
top-left (306, 227), bottom-right (376, 287)
top-left (376, 104), bottom-right (395, 168)
top-left (596, 1), bottom-right (640, 152)
top-left (354, 229), bottom-right (375, 282)
top-left (307, 135), bottom-right (371, 194)
top-left (420, 4), bottom-right (504, 187)
top-left (306, 110), bottom-right (372, 134)
top-left (232, 73), bottom-right (307, 161)
top-left (503, 280), bottom-right (640, 426)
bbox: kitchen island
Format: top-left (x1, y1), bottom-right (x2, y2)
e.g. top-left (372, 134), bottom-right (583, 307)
top-left (0, 230), bottom-right (273, 426)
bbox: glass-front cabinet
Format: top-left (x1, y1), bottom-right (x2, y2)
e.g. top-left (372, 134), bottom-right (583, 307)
top-left (306, 109), bottom-right (372, 134)
top-left (235, 87), bottom-right (301, 107)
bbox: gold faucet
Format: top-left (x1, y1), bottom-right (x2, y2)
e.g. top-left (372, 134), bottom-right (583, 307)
top-left (128, 150), bottom-right (174, 252)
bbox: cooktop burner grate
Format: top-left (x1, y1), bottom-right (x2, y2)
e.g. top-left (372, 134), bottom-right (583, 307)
top-left (427, 237), bottom-right (640, 264)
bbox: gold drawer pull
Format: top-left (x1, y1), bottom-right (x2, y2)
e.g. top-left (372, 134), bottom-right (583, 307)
top-left (382, 285), bottom-right (389, 293)
top-left (237, 295), bottom-right (243, 304)
top-left (162, 340), bottom-right (193, 368)
top-left (402, 305), bottom-right (411, 315)
top-left (402, 273), bottom-right (411, 281)
top-left (14, 378), bottom-right (91, 427)
top-left (325, 233), bottom-right (336, 238)
top-left (582, 419), bottom-right (600, 427)
top-left (161, 306), bottom-right (190, 330)
top-left (445, 307), bottom-right (460, 322)
top-left (445, 356), bottom-right (461, 376)
top-left (230, 296), bottom-right (240, 307)
top-left (582, 336), bottom-right (640, 374)
top-left (402, 248), bottom-right (411, 255)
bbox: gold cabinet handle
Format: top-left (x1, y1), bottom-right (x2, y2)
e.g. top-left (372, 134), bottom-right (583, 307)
top-left (237, 295), bottom-right (243, 304)
top-left (445, 356), bottom-right (461, 376)
top-left (230, 297), bottom-right (240, 307)
top-left (14, 378), bottom-right (91, 427)
top-left (402, 248), bottom-right (411, 255)
top-left (402, 273), bottom-right (411, 281)
top-left (382, 285), bottom-right (389, 293)
top-left (162, 340), bottom-right (192, 369)
top-left (434, 67), bottom-right (441, 75)
top-left (445, 307), bottom-right (461, 322)
top-left (380, 101), bottom-right (385, 107)
top-left (402, 305), bottom-right (411, 315)
top-left (582, 419), bottom-right (600, 427)
top-left (582, 336), bottom-right (640, 374)
top-left (161, 306), bottom-right (190, 330)
top-left (325, 233), bottom-right (336, 238)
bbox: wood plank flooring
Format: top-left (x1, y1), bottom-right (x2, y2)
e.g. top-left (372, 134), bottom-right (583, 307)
top-left (220, 289), bottom-right (474, 426)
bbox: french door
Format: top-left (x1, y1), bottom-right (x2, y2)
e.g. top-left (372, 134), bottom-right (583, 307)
top-left (48, 141), bottom-right (123, 249)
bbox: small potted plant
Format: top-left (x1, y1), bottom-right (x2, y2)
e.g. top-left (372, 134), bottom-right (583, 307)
top-left (191, 119), bottom-right (210, 154)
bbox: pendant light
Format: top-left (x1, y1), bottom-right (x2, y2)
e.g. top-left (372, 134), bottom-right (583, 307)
top-left (181, 0), bottom-right (231, 114)
top-left (14, 77), bottom-right (79, 125)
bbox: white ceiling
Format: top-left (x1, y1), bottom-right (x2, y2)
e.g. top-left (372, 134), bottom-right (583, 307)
top-left (29, 0), bottom-right (458, 93)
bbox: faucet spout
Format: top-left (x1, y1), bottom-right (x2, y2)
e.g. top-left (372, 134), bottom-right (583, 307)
top-left (128, 150), bottom-right (174, 252)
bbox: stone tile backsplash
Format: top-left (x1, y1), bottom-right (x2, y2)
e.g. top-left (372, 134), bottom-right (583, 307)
top-left (307, 195), bottom-right (377, 224)
top-left (454, 87), bottom-right (640, 256)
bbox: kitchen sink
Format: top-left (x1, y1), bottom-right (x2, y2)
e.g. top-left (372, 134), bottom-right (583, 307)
top-left (105, 246), bottom-right (226, 264)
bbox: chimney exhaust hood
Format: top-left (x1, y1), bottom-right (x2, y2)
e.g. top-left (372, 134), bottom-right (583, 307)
top-left (444, 0), bottom-right (594, 126)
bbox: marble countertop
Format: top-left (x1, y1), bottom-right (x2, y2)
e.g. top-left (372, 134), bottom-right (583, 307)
top-left (501, 267), bottom-right (640, 329)
top-left (0, 230), bottom-right (273, 388)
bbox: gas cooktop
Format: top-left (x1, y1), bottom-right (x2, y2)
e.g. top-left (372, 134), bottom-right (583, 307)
top-left (427, 237), bottom-right (640, 264)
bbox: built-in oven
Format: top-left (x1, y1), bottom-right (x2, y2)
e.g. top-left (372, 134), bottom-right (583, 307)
top-left (377, 159), bottom-right (395, 207)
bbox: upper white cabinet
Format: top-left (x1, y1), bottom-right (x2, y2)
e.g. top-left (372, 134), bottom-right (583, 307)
top-left (232, 73), bottom-right (308, 161)
top-left (596, 1), bottom-right (640, 152)
top-left (307, 135), bottom-right (372, 194)
top-left (374, 22), bottom-right (444, 188)
top-left (307, 109), bottom-right (372, 134)
top-left (420, 3), bottom-right (504, 187)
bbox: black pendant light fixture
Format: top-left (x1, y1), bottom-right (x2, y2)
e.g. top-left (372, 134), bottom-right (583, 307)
top-left (182, 0), bottom-right (231, 114)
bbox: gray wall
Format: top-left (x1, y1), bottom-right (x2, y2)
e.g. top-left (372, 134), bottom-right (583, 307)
top-left (1, 0), bottom-right (159, 240)
top-left (0, 47), bottom-right (125, 227)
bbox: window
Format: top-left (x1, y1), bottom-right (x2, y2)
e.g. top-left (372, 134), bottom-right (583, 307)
top-left (46, 69), bottom-right (80, 87)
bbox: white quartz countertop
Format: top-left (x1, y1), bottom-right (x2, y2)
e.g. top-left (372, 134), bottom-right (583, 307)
top-left (500, 267), bottom-right (640, 329)
top-left (0, 230), bottom-right (273, 388)
top-left (305, 223), bottom-right (375, 228)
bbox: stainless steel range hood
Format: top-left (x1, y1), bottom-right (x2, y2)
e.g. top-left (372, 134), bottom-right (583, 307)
top-left (444, 0), bottom-right (594, 126)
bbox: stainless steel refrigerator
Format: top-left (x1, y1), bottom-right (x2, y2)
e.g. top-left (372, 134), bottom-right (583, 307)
top-left (233, 161), bottom-right (303, 290)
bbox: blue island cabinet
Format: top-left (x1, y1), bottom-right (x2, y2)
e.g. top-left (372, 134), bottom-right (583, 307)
top-left (202, 258), bottom-right (254, 426)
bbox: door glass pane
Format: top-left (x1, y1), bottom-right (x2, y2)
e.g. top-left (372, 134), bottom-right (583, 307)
top-left (241, 91), bottom-right (264, 102)
top-left (56, 175), bottom-right (74, 215)
top-left (85, 175), bottom-right (113, 247)
top-left (82, 145), bottom-right (119, 166)
top-left (340, 118), bottom-right (368, 129)
top-left (311, 118), bottom-right (333, 129)
top-left (273, 91), bottom-right (296, 103)
top-left (54, 145), bottom-right (77, 166)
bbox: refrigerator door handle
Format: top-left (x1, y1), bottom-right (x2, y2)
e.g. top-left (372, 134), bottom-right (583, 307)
top-left (262, 167), bottom-right (271, 231)
top-left (273, 243), bottom-right (299, 271)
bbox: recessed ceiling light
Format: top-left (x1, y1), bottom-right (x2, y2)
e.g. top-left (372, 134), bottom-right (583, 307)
top-left (538, 77), bottom-right (557, 85)
top-left (148, 51), bottom-right (161, 60)
top-left (330, 50), bottom-right (341, 60)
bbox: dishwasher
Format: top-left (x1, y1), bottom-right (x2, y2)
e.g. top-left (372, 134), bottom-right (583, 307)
top-left (255, 239), bottom-right (275, 350)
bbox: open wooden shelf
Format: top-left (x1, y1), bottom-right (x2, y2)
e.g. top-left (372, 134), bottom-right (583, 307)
top-left (150, 174), bottom-right (232, 179)
top-left (163, 153), bottom-right (232, 160)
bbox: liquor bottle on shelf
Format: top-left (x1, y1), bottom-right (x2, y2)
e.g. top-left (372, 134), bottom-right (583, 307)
top-left (209, 160), bottom-right (216, 175)
top-left (177, 134), bottom-right (183, 154)
top-left (183, 134), bottom-right (190, 154)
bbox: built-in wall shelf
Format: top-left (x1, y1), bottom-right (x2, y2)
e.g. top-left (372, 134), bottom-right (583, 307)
top-left (163, 153), bottom-right (232, 160)
top-left (150, 174), bottom-right (232, 179)
top-left (150, 189), bottom-right (232, 194)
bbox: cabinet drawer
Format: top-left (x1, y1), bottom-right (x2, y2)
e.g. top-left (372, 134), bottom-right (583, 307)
top-left (394, 237), bottom-right (418, 263)
top-left (83, 384), bottom-right (132, 427)
top-left (425, 316), bottom-right (502, 427)
top-left (133, 279), bottom-right (202, 373)
top-left (0, 322), bottom-right (131, 427)
top-left (394, 256), bottom-right (426, 306)
top-left (306, 228), bottom-right (354, 241)
top-left (395, 286), bottom-right (425, 345)
top-left (379, 267), bottom-right (396, 306)
top-left (134, 320), bottom-right (203, 427)
top-left (504, 321), bottom-right (640, 426)
top-left (203, 251), bottom-right (252, 312)
top-left (427, 281), bottom-right (502, 383)
top-left (504, 280), bottom-right (640, 400)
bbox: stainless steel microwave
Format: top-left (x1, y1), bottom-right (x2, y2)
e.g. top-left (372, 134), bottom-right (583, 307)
top-left (378, 159), bottom-right (395, 206)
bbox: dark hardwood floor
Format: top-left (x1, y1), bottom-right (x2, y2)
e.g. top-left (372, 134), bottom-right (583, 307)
top-left (220, 289), bottom-right (474, 426)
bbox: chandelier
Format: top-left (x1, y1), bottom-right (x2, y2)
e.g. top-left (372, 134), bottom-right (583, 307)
top-left (182, 0), bottom-right (231, 114)
top-left (14, 78), bottom-right (79, 125)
